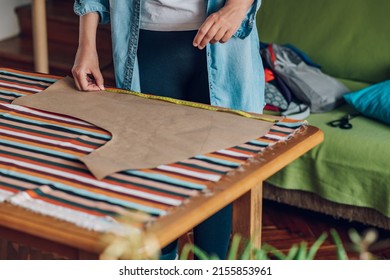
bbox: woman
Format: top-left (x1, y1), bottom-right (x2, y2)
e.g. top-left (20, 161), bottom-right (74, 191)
top-left (72, 0), bottom-right (265, 259)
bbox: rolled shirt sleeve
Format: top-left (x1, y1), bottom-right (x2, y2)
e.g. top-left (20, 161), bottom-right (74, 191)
top-left (235, 0), bottom-right (261, 39)
top-left (74, 0), bottom-right (111, 24)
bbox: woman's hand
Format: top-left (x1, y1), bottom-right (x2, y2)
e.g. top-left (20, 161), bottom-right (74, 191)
top-left (71, 12), bottom-right (105, 91)
top-left (72, 47), bottom-right (105, 91)
top-left (193, 0), bottom-right (253, 49)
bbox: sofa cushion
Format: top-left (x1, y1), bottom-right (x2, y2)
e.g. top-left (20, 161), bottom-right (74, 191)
top-left (257, 0), bottom-right (390, 84)
top-left (344, 80), bottom-right (390, 125)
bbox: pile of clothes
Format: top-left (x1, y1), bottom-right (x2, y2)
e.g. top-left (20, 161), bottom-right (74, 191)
top-left (260, 43), bottom-right (349, 119)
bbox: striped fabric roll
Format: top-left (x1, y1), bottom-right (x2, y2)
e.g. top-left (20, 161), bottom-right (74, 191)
top-left (0, 68), bottom-right (306, 233)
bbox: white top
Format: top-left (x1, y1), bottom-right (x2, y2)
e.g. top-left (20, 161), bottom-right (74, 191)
top-left (140, 0), bottom-right (207, 31)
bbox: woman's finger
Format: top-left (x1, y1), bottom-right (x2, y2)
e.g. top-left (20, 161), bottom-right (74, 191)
top-left (193, 15), bottom-right (216, 48)
top-left (212, 28), bottom-right (228, 44)
top-left (90, 69), bottom-right (105, 90)
top-left (220, 29), bottom-right (236, 43)
top-left (198, 24), bottom-right (224, 49)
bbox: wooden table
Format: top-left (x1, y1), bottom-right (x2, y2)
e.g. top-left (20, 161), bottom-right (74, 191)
top-left (0, 125), bottom-right (323, 259)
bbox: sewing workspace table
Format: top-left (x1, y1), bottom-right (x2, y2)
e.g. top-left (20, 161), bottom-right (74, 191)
top-left (0, 68), bottom-right (323, 259)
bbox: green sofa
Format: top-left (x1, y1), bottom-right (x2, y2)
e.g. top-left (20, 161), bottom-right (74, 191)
top-left (257, 0), bottom-right (390, 229)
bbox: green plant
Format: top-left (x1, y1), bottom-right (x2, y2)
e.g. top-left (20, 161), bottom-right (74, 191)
top-left (179, 228), bottom-right (388, 260)
top-left (99, 226), bottom-right (389, 260)
top-left (261, 232), bottom-right (331, 260)
top-left (347, 228), bottom-right (390, 260)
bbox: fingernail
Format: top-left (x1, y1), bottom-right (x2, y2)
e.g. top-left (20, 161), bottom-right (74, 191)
top-left (99, 85), bottom-right (105, 91)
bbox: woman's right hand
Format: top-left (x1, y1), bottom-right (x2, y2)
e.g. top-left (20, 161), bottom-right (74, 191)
top-left (72, 46), bottom-right (105, 91)
top-left (72, 12), bottom-right (105, 91)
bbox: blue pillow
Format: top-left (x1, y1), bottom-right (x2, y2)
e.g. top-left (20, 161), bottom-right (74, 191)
top-left (344, 80), bottom-right (390, 125)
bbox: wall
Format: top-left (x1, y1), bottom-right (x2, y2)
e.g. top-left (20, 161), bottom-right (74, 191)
top-left (0, 0), bottom-right (30, 40)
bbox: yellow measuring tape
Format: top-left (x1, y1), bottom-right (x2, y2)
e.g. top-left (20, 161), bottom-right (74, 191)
top-left (106, 88), bottom-right (278, 123)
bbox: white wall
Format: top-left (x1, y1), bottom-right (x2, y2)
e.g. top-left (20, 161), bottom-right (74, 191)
top-left (0, 0), bottom-right (31, 40)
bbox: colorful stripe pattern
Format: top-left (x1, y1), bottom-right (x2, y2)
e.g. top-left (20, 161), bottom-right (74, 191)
top-left (0, 68), bottom-right (306, 233)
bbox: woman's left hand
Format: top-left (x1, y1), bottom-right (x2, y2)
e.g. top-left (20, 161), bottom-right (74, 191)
top-left (193, 1), bottom-right (252, 49)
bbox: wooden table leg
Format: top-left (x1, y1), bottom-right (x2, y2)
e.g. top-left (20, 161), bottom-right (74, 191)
top-left (232, 181), bottom-right (263, 250)
top-left (31, 0), bottom-right (49, 73)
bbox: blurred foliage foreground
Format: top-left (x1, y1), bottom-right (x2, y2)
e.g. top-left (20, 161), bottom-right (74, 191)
top-left (100, 226), bottom-right (390, 260)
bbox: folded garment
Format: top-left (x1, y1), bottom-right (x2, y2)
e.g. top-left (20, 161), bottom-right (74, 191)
top-left (282, 101), bottom-right (311, 120)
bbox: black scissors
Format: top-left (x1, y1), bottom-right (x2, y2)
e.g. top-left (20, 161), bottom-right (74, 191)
top-left (327, 112), bottom-right (360, 129)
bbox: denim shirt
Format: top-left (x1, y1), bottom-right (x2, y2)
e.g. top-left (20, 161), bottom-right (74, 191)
top-left (74, 0), bottom-right (264, 113)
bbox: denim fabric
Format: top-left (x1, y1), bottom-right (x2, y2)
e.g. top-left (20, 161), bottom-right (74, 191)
top-left (74, 0), bottom-right (265, 113)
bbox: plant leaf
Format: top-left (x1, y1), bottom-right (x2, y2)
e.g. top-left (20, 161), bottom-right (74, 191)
top-left (239, 240), bottom-right (253, 260)
top-left (307, 232), bottom-right (327, 260)
top-left (285, 244), bottom-right (299, 260)
top-left (179, 243), bottom-right (194, 260)
top-left (192, 246), bottom-right (212, 260)
top-left (296, 242), bottom-right (308, 260)
top-left (227, 235), bottom-right (241, 260)
top-left (254, 247), bottom-right (270, 260)
top-left (330, 229), bottom-right (348, 260)
top-left (348, 228), bottom-right (362, 244)
top-left (262, 243), bottom-right (287, 260)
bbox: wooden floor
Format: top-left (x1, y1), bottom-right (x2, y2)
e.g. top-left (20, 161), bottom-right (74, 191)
top-left (260, 200), bottom-right (390, 260)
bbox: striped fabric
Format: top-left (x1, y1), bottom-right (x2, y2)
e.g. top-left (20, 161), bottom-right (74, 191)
top-left (0, 68), bottom-right (306, 233)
